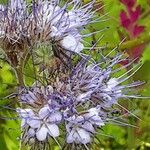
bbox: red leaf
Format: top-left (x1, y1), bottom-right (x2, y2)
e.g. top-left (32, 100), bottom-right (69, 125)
top-left (131, 45), bottom-right (144, 59)
top-left (129, 5), bottom-right (141, 23)
top-left (133, 25), bottom-right (144, 37)
top-left (120, 10), bottom-right (131, 29)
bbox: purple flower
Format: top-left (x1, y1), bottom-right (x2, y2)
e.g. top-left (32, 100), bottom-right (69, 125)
top-left (17, 105), bottom-right (62, 142)
top-left (0, 0), bottom-right (95, 68)
top-left (16, 52), bottom-right (144, 146)
top-left (66, 107), bottom-right (104, 144)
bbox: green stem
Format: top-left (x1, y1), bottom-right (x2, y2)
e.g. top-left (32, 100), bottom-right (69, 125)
top-left (20, 143), bottom-right (28, 150)
top-left (14, 48), bottom-right (30, 87)
top-left (126, 64), bottom-right (135, 150)
top-left (120, 34), bottom-right (150, 50)
top-left (102, 33), bottom-right (150, 51)
top-left (127, 102), bottom-right (135, 150)
top-left (15, 66), bottom-right (24, 86)
top-left (15, 50), bottom-right (30, 150)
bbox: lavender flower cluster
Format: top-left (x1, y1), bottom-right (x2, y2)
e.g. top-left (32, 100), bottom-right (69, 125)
top-left (17, 54), bottom-right (143, 146)
top-left (0, 0), bottom-right (95, 54)
top-left (0, 0), bottom-right (144, 149)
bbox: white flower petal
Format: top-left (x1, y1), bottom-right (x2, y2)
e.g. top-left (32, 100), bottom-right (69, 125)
top-left (61, 35), bottom-right (77, 52)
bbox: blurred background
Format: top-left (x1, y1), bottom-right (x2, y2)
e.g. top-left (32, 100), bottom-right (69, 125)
top-left (0, 0), bottom-right (150, 149)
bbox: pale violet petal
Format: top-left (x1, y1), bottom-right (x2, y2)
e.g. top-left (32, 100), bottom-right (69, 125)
top-left (82, 122), bottom-right (95, 133)
top-left (76, 116), bottom-right (84, 122)
top-left (76, 92), bottom-right (91, 102)
top-left (21, 119), bottom-right (26, 128)
top-left (0, 30), bottom-right (5, 36)
top-left (46, 123), bottom-right (59, 137)
top-left (27, 117), bottom-right (41, 129)
top-left (77, 128), bottom-right (91, 144)
top-left (28, 91), bottom-right (37, 101)
top-left (36, 125), bottom-right (48, 141)
top-left (48, 112), bottom-right (62, 123)
top-left (39, 106), bottom-right (49, 119)
top-left (50, 26), bottom-right (61, 37)
top-left (0, 4), bottom-right (4, 10)
top-left (66, 130), bottom-right (75, 143)
top-left (28, 128), bottom-right (35, 137)
top-left (45, 85), bottom-right (53, 95)
top-left (61, 35), bottom-right (77, 52)
top-left (16, 108), bottom-right (34, 118)
top-left (89, 115), bottom-right (104, 126)
top-left (88, 107), bottom-right (99, 116)
top-left (107, 78), bottom-right (118, 89)
top-left (75, 42), bottom-right (84, 53)
top-left (67, 128), bottom-right (91, 144)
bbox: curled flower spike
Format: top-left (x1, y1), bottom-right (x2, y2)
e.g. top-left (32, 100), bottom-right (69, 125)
top-left (16, 52), bottom-right (144, 148)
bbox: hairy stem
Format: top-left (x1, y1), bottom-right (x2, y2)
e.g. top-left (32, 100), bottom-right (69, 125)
top-left (15, 66), bottom-right (24, 86)
top-left (16, 50), bottom-right (30, 150)
top-left (127, 102), bottom-right (135, 149)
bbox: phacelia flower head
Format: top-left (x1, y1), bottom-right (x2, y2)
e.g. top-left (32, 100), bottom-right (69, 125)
top-left (16, 52), bottom-right (144, 148)
top-left (0, 0), bottom-right (94, 52)
top-left (0, 0), bottom-right (30, 66)
top-left (0, 0), bottom-right (95, 67)
top-left (32, 0), bottom-right (95, 56)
